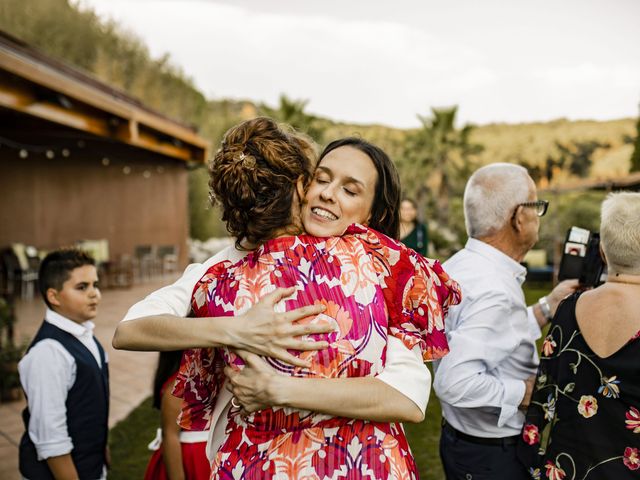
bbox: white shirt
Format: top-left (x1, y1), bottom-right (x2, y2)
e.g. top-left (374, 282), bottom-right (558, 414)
top-left (433, 238), bottom-right (541, 438)
top-left (122, 246), bottom-right (431, 412)
top-left (18, 308), bottom-right (107, 477)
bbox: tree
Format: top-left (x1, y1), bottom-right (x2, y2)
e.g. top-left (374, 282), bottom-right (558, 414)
top-left (401, 106), bottom-right (483, 227)
top-left (260, 94), bottom-right (326, 143)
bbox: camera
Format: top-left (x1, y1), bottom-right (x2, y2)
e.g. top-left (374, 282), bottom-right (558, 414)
top-left (557, 226), bottom-right (607, 288)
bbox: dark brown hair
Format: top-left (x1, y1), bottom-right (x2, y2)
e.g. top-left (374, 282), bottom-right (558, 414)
top-left (152, 350), bottom-right (183, 409)
top-left (38, 248), bottom-right (95, 308)
top-left (319, 138), bottom-right (401, 239)
top-left (209, 117), bottom-right (316, 248)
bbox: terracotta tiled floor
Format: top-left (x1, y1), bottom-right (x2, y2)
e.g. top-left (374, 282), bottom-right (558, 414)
top-left (0, 277), bottom-right (178, 480)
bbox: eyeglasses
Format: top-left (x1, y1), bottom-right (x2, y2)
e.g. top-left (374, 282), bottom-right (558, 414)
top-left (514, 200), bottom-right (549, 217)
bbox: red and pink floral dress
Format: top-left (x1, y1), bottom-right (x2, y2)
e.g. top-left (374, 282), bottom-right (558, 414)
top-left (178, 225), bottom-right (461, 479)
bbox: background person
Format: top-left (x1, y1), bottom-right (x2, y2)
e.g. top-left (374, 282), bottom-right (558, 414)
top-left (518, 191), bottom-right (640, 479)
top-left (18, 249), bottom-right (109, 480)
top-left (400, 198), bottom-right (428, 256)
top-left (143, 351), bottom-right (210, 480)
top-left (433, 163), bottom-right (579, 480)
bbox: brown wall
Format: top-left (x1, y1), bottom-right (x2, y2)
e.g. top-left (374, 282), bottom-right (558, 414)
top-left (0, 147), bottom-right (189, 266)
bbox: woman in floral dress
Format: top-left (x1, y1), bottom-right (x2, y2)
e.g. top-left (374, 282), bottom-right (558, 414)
top-left (518, 192), bottom-right (640, 480)
top-left (177, 118), bottom-right (461, 479)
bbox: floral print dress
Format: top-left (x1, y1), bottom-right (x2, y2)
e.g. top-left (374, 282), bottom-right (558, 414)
top-left (178, 224), bottom-right (461, 479)
top-left (519, 292), bottom-right (640, 480)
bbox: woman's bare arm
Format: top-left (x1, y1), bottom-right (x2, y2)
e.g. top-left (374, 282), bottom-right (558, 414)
top-left (160, 385), bottom-right (185, 480)
top-left (113, 288), bottom-right (332, 368)
top-left (227, 350), bottom-right (426, 423)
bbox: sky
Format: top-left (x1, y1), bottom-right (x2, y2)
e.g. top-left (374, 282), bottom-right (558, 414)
top-left (78, 0), bottom-right (640, 128)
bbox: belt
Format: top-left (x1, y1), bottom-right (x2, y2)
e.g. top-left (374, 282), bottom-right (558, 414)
top-left (442, 420), bottom-right (519, 447)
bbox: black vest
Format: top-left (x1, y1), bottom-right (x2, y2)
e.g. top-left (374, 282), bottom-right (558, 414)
top-left (19, 320), bottom-right (109, 480)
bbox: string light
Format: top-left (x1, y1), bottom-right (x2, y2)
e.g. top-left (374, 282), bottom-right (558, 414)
top-left (0, 135), bottom-right (175, 177)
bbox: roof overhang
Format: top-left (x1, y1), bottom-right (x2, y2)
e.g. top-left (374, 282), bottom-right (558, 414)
top-left (0, 32), bottom-right (209, 164)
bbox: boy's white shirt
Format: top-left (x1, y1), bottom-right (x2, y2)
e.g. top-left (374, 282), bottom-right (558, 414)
top-left (122, 245), bottom-right (431, 461)
top-left (18, 308), bottom-right (106, 469)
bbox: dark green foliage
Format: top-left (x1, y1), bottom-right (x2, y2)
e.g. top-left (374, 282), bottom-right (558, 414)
top-left (400, 106), bottom-right (483, 230)
top-left (542, 140), bottom-right (610, 181)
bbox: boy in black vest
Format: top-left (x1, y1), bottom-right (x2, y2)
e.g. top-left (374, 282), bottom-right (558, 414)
top-left (19, 249), bottom-right (109, 479)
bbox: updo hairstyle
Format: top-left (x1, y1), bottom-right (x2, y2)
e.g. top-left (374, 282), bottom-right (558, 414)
top-left (209, 117), bottom-right (316, 248)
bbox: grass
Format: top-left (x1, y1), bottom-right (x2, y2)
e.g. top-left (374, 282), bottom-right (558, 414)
top-left (109, 283), bottom-right (552, 479)
top-left (109, 397), bottom-right (159, 479)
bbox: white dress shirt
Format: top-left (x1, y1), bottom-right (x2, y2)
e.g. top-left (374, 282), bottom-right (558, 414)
top-left (122, 245), bottom-right (431, 413)
top-left (18, 308), bottom-right (107, 478)
top-left (433, 238), bottom-right (541, 438)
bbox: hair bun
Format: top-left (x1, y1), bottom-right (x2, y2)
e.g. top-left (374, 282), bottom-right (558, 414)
top-left (208, 117), bottom-right (316, 247)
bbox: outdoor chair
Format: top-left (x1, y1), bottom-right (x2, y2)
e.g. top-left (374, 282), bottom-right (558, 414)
top-left (156, 245), bottom-right (179, 276)
top-left (10, 244), bottom-right (39, 300)
top-left (133, 245), bottom-right (157, 282)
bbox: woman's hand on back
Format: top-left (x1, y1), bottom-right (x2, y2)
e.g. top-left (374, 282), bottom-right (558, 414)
top-left (224, 287), bottom-right (331, 368)
top-left (225, 350), bottom-right (282, 413)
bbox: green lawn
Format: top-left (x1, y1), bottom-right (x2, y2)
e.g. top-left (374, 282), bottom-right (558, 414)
top-left (109, 282), bottom-right (552, 479)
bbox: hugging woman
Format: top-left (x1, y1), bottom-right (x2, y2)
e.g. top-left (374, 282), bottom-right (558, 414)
top-left (114, 118), bottom-right (460, 479)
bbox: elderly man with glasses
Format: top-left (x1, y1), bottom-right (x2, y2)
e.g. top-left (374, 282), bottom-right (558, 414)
top-left (433, 163), bottom-right (578, 480)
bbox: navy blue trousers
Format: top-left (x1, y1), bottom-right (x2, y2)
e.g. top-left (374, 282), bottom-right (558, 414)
top-left (439, 424), bottom-right (530, 480)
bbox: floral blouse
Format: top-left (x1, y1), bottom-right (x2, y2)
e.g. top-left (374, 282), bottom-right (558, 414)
top-left (175, 224), bottom-right (461, 479)
top-left (519, 292), bottom-right (640, 480)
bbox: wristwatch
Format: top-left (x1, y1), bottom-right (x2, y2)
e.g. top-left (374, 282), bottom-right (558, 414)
top-left (538, 296), bottom-right (552, 321)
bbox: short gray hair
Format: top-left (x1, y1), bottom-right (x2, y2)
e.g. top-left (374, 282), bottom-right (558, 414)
top-left (600, 191), bottom-right (640, 275)
top-left (463, 163), bottom-right (532, 238)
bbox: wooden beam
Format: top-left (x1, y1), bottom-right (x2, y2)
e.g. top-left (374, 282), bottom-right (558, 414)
top-left (0, 43), bottom-right (209, 162)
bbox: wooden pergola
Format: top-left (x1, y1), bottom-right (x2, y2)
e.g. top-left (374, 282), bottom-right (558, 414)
top-left (0, 30), bottom-right (209, 164)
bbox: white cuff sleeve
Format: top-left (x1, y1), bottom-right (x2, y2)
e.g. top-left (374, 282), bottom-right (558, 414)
top-left (526, 305), bottom-right (543, 340)
top-left (35, 438), bottom-right (74, 461)
top-left (376, 336), bottom-right (431, 413)
top-left (497, 377), bottom-right (525, 427)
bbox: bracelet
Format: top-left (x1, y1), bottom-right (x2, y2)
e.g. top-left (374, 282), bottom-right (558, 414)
top-left (538, 296), bottom-right (552, 321)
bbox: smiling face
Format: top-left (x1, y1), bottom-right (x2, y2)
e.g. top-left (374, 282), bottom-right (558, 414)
top-left (302, 145), bottom-right (378, 237)
top-left (47, 265), bottom-right (101, 323)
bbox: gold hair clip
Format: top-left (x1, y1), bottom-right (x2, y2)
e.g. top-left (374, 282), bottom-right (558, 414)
top-left (237, 152), bottom-right (255, 168)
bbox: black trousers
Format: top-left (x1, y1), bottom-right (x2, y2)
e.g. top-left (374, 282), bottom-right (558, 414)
top-left (439, 424), bottom-right (530, 480)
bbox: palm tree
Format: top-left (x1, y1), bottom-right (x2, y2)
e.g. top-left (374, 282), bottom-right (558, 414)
top-left (260, 94), bottom-right (326, 143)
top-left (401, 106), bottom-right (483, 226)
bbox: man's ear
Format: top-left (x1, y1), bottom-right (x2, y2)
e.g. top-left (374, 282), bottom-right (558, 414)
top-left (511, 206), bottom-right (523, 233)
top-left (46, 288), bottom-right (61, 307)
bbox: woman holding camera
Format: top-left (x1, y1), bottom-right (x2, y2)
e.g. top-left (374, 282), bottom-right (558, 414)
top-left (519, 192), bottom-right (640, 479)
